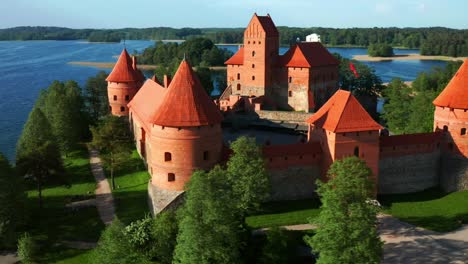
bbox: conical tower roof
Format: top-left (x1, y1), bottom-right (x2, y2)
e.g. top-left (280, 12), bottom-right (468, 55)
top-left (106, 49), bottom-right (143, 83)
top-left (150, 60), bottom-right (223, 127)
top-left (433, 59), bottom-right (468, 109)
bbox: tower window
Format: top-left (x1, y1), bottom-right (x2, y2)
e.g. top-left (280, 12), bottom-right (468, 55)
top-left (288, 91), bottom-right (293, 97)
top-left (461, 128), bottom-right (466, 135)
top-left (289, 77), bottom-right (292, 83)
top-left (203, 151), bottom-right (209, 161)
top-left (443, 125), bottom-right (448, 132)
top-left (252, 76), bottom-right (255, 81)
top-left (252, 64), bottom-right (255, 68)
top-left (259, 41), bottom-right (261, 44)
top-left (237, 83), bottom-right (241, 91)
top-left (113, 95), bottom-right (117, 101)
top-left (120, 106), bottom-right (125, 112)
top-left (164, 152), bottom-right (172, 162)
top-left (125, 95), bottom-right (129, 101)
top-left (253, 41), bottom-right (256, 44)
top-left (237, 73), bottom-right (240, 80)
top-left (168, 173), bottom-right (175, 182)
top-left (354, 146), bottom-right (360, 157)
top-left (252, 51), bottom-right (255, 57)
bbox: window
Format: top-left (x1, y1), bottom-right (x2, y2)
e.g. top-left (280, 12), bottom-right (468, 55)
top-left (461, 128), bottom-right (466, 135)
top-left (168, 173), bottom-right (175, 182)
top-left (120, 106), bottom-right (125, 112)
top-left (252, 51), bottom-right (255, 57)
top-left (248, 41), bottom-right (250, 44)
top-left (164, 152), bottom-right (172, 162)
top-left (125, 95), bottom-right (129, 101)
top-left (253, 41), bottom-right (256, 44)
top-left (113, 95), bottom-right (117, 101)
top-left (259, 41), bottom-right (261, 44)
top-left (237, 73), bottom-right (240, 80)
top-left (203, 151), bottom-right (209, 161)
top-left (354, 146), bottom-right (360, 157)
top-left (237, 83), bottom-right (241, 91)
top-left (252, 76), bottom-right (255, 80)
top-left (443, 125), bottom-right (448, 132)
top-left (252, 64), bottom-right (255, 68)
top-left (289, 77), bottom-right (292, 83)
top-left (356, 132), bottom-right (360, 136)
top-left (288, 91), bottom-right (293, 97)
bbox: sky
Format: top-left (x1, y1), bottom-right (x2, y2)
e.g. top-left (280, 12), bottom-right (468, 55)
top-left (1, 0), bottom-right (467, 29)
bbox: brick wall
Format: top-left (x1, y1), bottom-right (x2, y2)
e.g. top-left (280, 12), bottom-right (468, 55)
top-left (269, 165), bottom-right (320, 200)
top-left (440, 153), bottom-right (468, 192)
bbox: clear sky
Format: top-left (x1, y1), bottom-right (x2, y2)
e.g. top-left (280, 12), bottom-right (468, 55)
top-left (2, 0), bottom-right (467, 29)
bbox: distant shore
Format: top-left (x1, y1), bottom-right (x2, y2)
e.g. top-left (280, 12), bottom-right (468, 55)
top-left (68, 61), bottom-right (226, 71)
top-left (353, 53), bottom-right (466, 62)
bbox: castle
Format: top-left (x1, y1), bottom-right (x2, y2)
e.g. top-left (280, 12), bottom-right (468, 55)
top-left (106, 14), bottom-right (468, 214)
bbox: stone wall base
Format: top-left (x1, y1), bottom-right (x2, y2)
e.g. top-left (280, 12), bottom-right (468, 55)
top-left (440, 154), bottom-right (468, 192)
top-left (147, 182), bottom-right (185, 215)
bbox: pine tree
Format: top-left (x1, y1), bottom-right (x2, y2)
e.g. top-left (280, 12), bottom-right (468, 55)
top-left (85, 71), bottom-right (110, 123)
top-left (305, 157), bottom-right (383, 264)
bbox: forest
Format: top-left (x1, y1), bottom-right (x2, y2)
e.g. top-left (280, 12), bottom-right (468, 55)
top-left (1, 26), bottom-right (466, 56)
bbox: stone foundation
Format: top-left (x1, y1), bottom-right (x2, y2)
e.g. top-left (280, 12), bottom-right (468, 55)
top-left (147, 182), bottom-right (185, 215)
top-left (440, 154), bottom-right (468, 192)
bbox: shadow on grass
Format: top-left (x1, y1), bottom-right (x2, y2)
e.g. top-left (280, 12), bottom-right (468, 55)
top-left (258, 198), bottom-right (321, 214)
top-left (378, 187), bottom-right (447, 207)
top-left (397, 214), bottom-right (468, 233)
top-left (114, 189), bottom-right (150, 225)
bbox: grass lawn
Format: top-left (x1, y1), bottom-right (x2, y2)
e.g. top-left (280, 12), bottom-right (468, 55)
top-left (111, 150), bottom-right (151, 224)
top-left (379, 188), bottom-right (468, 232)
top-left (246, 199), bottom-right (321, 229)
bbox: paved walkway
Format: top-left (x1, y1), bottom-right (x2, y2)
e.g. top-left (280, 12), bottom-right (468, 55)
top-left (89, 148), bottom-right (116, 225)
top-left (0, 252), bottom-right (18, 264)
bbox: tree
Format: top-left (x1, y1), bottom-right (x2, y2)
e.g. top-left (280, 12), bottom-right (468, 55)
top-left (381, 78), bottom-right (412, 134)
top-left (93, 219), bottom-right (148, 264)
top-left (0, 153), bottom-right (25, 247)
top-left (17, 233), bottom-right (37, 264)
top-left (195, 67), bottom-right (214, 96)
top-left (85, 71), bottom-right (110, 123)
top-left (305, 157), bottom-right (383, 264)
top-left (368, 43), bottom-right (394, 57)
top-left (226, 136), bottom-right (270, 218)
top-left (173, 166), bottom-right (242, 264)
top-left (90, 116), bottom-right (132, 190)
top-left (16, 107), bottom-right (64, 208)
top-left (150, 211), bottom-right (178, 264)
top-left (258, 227), bottom-right (289, 264)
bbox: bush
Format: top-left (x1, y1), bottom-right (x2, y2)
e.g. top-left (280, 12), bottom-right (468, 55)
top-left (17, 233), bottom-right (37, 264)
top-left (368, 43), bottom-right (394, 57)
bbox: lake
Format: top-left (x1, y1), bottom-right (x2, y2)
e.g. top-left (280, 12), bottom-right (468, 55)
top-left (0, 40), bottom-right (448, 161)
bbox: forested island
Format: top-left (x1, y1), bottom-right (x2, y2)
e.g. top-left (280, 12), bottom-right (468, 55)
top-left (1, 26), bottom-right (467, 56)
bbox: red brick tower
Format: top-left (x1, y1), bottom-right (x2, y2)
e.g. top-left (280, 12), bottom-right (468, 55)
top-left (433, 59), bottom-right (468, 157)
top-left (107, 49), bottom-right (144, 116)
top-left (147, 60), bottom-right (224, 191)
top-left (226, 13), bottom-right (279, 97)
top-left (306, 90), bottom-right (383, 186)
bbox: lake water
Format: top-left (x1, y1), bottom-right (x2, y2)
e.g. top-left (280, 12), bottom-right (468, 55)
top-left (0, 40), bottom-right (448, 161)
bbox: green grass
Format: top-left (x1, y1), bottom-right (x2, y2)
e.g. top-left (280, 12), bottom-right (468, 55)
top-left (41, 247), bottom-right (94, 264)
top-left (379, 188), bottom-right (468, 232)
top-left (111, 150), bottom-right (151, 224)
top-left (246, 199), bottom-right (321, 229)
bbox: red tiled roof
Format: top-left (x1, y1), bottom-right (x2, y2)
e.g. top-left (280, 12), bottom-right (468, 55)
top-left (225, 47), bottom-right (244, 65)
top-left (280, 42), bottom-right (339, 68)
top-left (128, 79), bottom-right (166, 130)
top-left (150, 60), bottom-right (223, 127)
top-left (256, 14), bottom-right (279, 37)
top-left (380, 132), bottom-right (442, 147)
top-left (106, 49), bottom-right (144, 83)
top-left (306, 90), bottom-right (383, 132)
top-left (263, 142), bottom-right (322, 157)
top-left (433, 59), bottom-right (468, 109)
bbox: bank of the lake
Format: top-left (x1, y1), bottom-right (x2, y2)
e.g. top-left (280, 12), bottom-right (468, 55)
top-left (354, 53), bottom-right (467, 62)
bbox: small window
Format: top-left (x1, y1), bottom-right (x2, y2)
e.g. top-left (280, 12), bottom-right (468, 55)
top-left (461, 128), bottom-right (466, 135)
top-left (125, 95), bottom-right (130, 101)
top-left (164, 152), bottom-right (172, 162)
top-left (237, 73), bottom-right (240, 80)
top-left (288, 91), bottom-right (293, 97)
top-left (289, 76), bottom-right (292, 83)
top-left (356, 132), bottom-right (360, 136)
top-left (203, 151), bottom-right (209, 161)
top-left (237, 83), bottom-right (241, 91)
top-left (252, 51), bottom-right (255, 57)
top-left (252, 76), bottom-right (255, 80)
top-left (113, 95), bottom-right (117, 101)
top-left (354, 146), bottom-right (360, 157)
top-left (168, 173), bottom-right (175, 182)
top-left (253, 41), bottom-right (256, 44)
top-left (252, 64), bottom-right (255, 68)
top-left (443, 125), bottom-right (448, 132)
top-left (248, 41), bottom-right (250, 44)
top-left (259, 41), bottom-right (261, 44)
top-left (120, 106), bottom-right (125, 112)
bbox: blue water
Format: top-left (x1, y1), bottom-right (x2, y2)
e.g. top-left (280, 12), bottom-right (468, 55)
top-left (0, 40), bottom-right (448, 161)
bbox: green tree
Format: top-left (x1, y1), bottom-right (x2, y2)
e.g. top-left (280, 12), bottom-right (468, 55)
top-left (381, 78), bottom-right (412, 134)
top-left (226, 136), bottom-right (270, 218)
top-left (195, 67), bottom-right (214, 96)
top-left (85, 71), bottom-right (110, 123)
top-left (305, 157), bottom-right (383, 264)
top-left (368, 43), bottom-right (394, 57)
top-left (407, 90), bottom-right (437, 133)
top-left (90, 116), bottom-right (132, 190)
top-left (16, 107), bottom-right (64, 208)
top-left (258, 227), bottom-right (289, 264)
top-left (17, 233), bottom-right (37, 264)
top-left (0, 153), bottom-right (25, 247)
top-left (93, 219), bottom-right (148, 264)
top-left (150, 211), bottom-right (178, 264)
top-left (173, 166), bottom-right (242, 264)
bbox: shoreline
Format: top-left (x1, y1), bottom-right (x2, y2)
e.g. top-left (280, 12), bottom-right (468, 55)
top-left (68, 61), bottom-right (227, 71)
top-left (353, 53), bottom-right (466, 62)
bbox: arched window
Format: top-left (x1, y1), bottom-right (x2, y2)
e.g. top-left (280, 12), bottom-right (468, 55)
top-left (443, 125), bottom-right (448, 132)
top-left (164, 152), bottom-right (172, 162)
top-left (461, 128), bottom-right (466, 135)
top-left (236, 83), bottom-right (241, 91)
top-left (354, 146), bottom-right (360, 157)
top-left (252, 51), bottom-right (255, 57)
top-left (168, 173), bottom-right (175, 182)
top-left (237, 73), bottom-right (240, 80)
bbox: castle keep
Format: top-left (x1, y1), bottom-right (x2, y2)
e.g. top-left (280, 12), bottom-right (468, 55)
top-left (107, 14), bottom-right (468, 214)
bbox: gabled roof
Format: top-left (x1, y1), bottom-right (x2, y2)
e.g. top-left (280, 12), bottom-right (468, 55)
top-left (106, 49), bottom-right (144, 83)
top-left (280, 42), bottom-right (339, 68)
top-left (256, 14), bottom-right (279, 37)
top-left (150, 60), bottom-right (223, 127)
top-left (225, 47), bottom-right (244, 65)
top-left (128, 79), bottom-right (166, 130)
top-left (306, 90), bottom-right (383, 132)
top-left (433, 59), bottom-right (468, 109)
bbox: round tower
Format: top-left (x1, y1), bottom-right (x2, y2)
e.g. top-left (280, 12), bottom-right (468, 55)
top-left (147, 60), bottom-right (224, 191)
top-left (107, 49), bottom-right (144, 116)
top-left (433, 59), bottom-right (468, 157)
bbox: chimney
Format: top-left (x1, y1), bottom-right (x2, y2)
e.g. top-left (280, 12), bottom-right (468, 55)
top-left (132, 56), bottom-right (137, 70)
top-left (163, 75), bottom-right (171, 88)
